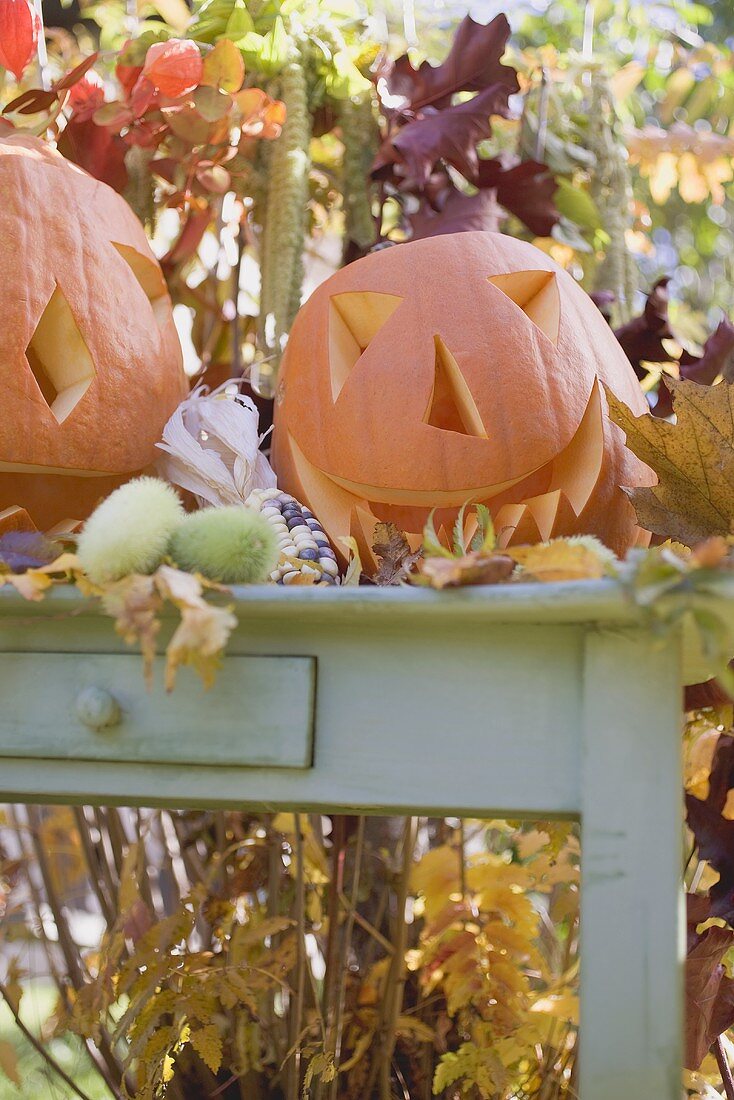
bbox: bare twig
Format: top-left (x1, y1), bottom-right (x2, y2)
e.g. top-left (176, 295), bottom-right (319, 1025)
top-left (288, 813), bottom-right (307, 1100)
top-left (715, 1036), bottom-right (734, 1100)
top-left (329, 816), bottom-right (366, 1100)
top-left (371, 817), bottom-right (417, 1100)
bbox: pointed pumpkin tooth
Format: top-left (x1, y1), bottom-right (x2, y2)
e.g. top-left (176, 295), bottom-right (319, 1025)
top-left (508, 508), bottom-right (542, 546)
top-left (545, 490), bottom-right (580, 540)
top-left (494, 503), bottom-right (535, 548)
top-left (523, 489), bottom-right (563, 542)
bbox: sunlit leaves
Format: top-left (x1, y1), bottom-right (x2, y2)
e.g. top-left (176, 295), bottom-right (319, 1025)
top-left (201, 37), bottom-right (244, 93)
top-left (142, 38), bottom-right (203, 98)
top-left (0, 0), bottom-right (37, 81)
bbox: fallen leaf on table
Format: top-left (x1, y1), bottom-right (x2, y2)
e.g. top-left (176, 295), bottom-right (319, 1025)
top-left (507, 538), bottom-right (612, 582)
top-left (100, 575), bottom-right (162, 688)
top-left (338, 536), bottom-right (363, 587)
top-left (372, 522), bottom-right (422, 585)
top-left (155, 564), bottom-right (237, 690)
top-left (606, 379), bottom-right (734, 546)
top-left (419, 551), bottom-right (514, 589)
top-left (0, 551), bottom-right (82, 600)
top-left (0, 531), bottom-right (60, 572)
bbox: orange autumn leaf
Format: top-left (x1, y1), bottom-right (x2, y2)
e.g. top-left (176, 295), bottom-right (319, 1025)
top-left (0, 0), bottom-right (37, 80)
top-left (201, 38), bottom-right (244, 93)
top-left (143, 39), bottom-right (202, 98)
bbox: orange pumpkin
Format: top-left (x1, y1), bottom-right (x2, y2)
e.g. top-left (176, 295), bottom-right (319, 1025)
top-left (272, 232), bottom-right (655, 562)
top-left (0, 135), bottom-right (188, 528)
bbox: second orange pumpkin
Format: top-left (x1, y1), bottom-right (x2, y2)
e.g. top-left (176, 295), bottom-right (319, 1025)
top-left (273, 232), bottom-right (655, 561)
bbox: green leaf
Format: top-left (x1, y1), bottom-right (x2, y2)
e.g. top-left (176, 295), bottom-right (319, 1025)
top-left (238, 16), bottom-right (290, 75)
top-left (422, 510), bottom-right (453, 559)
top-left (324, 50), bottom-right (371, 99)
top-left (472, 504), bottom-right (496, 553)
top-left (452, 503), bottom-right (468, 556)
top-left (553, 177), bottom-right (601, 231)
top-left (225, 0), bottom-right (253, 39)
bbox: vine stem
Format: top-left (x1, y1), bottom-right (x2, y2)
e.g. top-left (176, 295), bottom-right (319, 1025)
top-left (0, 979), bottom-right (96, 1100)
top-left (378, 817), bottom-right (418, 1100)
top-left (715, 1036), bottom-right (734, 1100)
top-left (328, 816), bottom-right (366, 1100)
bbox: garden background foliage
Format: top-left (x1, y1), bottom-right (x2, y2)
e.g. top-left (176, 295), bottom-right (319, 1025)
top-left (1, 0), bottom-right (734, 1097)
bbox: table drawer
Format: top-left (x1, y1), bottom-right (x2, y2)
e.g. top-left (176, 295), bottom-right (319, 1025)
top-left (0, 652), bottom-right (315, 769)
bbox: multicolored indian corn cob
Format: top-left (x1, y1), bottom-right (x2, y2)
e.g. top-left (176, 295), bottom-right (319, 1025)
top-left (245, 488), bottom-right (340, 585)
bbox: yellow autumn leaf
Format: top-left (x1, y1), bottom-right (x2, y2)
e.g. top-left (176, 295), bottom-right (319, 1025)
top-left (606, 379), bottom-right (734, 545)
top-left (155, 565), bottom-right (237, 691)
top-left (685, 726), bottom-right (721, 800)
top-left (189, 1022), bottom-right (223, 1075)
top-left (507, 538), bottom-right (610, 582)
top-left (516, 829), bottom-right (550, 861)
top-left (3, 569), bottom-right (53, 600)
top-left (338, 535), bottom-right (362, 586)
top-left (100, 574), bottom-right (162, 688)
top-left (530, 990), bottom-right (579, 1027)
top-left (410, 846), bottom-right (460, 917)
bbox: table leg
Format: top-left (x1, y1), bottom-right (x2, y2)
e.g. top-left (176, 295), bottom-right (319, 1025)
top-left (579, 626), bottom-right (684, 1099)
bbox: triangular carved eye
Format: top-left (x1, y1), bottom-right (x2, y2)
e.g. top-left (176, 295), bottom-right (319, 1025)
top-left (113, 242), bottom-right (170, 330)
top-left (329, 291), bottom-right (402, 401)
top-left (26, 284), bottom-right (96, 424)
top-left (425, 335), bottom-right (488, 438)
top-left (487, 270), bottom-right (560, 344)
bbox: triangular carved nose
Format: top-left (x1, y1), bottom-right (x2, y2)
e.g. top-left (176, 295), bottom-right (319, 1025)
top-left (424, 335), bottom-right (488, 438)
top-left (487, 270), bottom-right (560, 344)
top-left (328, 291), bottom-right (402, 401)
top-left (25, 284), bottom-right (95, 424)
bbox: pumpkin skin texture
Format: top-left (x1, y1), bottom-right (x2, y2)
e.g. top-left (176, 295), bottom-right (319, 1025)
top-left (272, 232), bottom-right (655, 562)
top-left (0, 135), bottom-right (188, 527)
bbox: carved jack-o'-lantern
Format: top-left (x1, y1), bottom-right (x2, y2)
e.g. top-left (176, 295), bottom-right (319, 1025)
top-left (272, 232), bottom-right (654, 562)
top-left (0, 135), bottom-right (188, 529)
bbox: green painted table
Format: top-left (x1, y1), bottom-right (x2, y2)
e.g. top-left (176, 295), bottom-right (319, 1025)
top-left (0, 581), bottom-right (686, 1099)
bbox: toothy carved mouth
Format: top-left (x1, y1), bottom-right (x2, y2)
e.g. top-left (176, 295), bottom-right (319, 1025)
top-left (284, 379), bottom-right (606, 555)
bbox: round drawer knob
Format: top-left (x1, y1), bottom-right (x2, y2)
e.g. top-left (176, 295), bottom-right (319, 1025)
top-left (75, 686), bottom-right (121, 731)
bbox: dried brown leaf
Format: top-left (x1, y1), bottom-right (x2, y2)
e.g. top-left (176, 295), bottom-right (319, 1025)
top-left (100, 574), bottom-right (162, 688)
top-left (419, 552), bottom-right (514, 589)
top-left (155, 565), bottom-right (237, 691)
top-left (371, 522), bottom-right (422, 585)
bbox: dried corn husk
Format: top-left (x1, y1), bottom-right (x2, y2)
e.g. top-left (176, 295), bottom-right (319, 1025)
top-left (157, 380), bottom-right (276, 508)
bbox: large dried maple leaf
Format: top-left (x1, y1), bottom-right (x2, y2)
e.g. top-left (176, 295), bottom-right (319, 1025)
top-left (685, 924), bottom-right (734, 1069)
top-left (685, 736), bottom-right (734, 1067)
top-left (378, 13), bottom-right (518, 112)
top-left (373, 83), bottom-right (513, 190)
top-left (686, 734), bottom-right (734, 925)
top-left (605, 379), bottom-right (734, 545)
top-left (410, 158), bottom-right (559, 240)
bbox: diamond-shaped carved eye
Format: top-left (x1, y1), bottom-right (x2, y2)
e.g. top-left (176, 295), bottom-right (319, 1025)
top-left (487, 270), bottom-right (560, 344)
top-left (25, 284), bottom-right (95, 424)
top-left (329, 291), bottom-right (402, 401)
